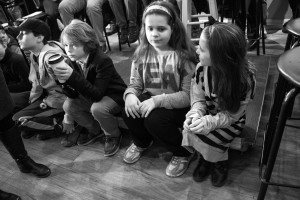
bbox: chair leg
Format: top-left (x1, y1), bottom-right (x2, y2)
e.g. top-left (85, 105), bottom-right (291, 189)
top-left (256, 0), bottom-right (260, 56)
top-left (261, 74), bottom-right (289, 165)
top-left (103, 29), bottom-right (111, 52)
top-left (117, 29), bottom-right (122, 51)
top-left (257, 87), bottom-right (300, 200)
top-left (260, 0), bottom-right (265, 54)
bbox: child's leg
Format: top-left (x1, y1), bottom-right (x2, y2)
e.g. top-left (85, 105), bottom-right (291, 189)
top-left (91, 96), bottom-right (122, 138)
top-left (122, 93), bottom-right (153, 148)
top-left (63, 96), bottom-right (101, 136)
top-left (144, 107), bottom-right (191, 157)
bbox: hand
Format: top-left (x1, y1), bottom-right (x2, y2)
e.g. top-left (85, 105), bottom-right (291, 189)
top-left (139, 98), bottom-right (155, 118)
top-left (125, 94), bottom-right (141, 119)
top-left (53, 63), bottom-right (73, 82)
top-left (183, 117), bottom-right (192, 131)
top-left (188, 118), bottom-right (205, 134)
top-left (62, 122), bottom-right (75, 134)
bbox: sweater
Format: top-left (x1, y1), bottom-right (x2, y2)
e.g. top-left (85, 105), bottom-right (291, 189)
top-left (0, 49), bottom-right (31, 92)
top-left (124, 51), bottom-right (195, 109)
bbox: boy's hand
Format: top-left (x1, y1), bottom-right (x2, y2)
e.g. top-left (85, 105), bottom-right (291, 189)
top-left (139, 98), bottom-right (155, 118)
top-left (62, 122), bottom-right (75, 134)
top-left (53, 63), bottom-right (73, 82)
top-left (183, 117), bottom-right (192, 131)
top-left (125, 94), bottom-right (141, 119)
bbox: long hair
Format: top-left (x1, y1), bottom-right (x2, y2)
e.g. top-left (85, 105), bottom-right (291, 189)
top-left (202, 23), bottom-right (251, 113)
top-left (60, 19), bottom-right (99, 53)
top-left (133, 1), bottom-right (197, 65)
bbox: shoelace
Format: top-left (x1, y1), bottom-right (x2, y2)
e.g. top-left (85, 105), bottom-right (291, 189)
top-left (171, 157), bottom-right (187, 165)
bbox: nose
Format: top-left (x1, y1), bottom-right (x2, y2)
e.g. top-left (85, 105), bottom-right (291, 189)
top-left (196, 48), bottom-right (200, 54)
top-left (151, 29), bottom-right (159, 37)
top-left (17, 32), bottom-right (23, 41)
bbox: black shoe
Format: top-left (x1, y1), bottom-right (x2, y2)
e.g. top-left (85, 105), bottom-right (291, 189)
top-left (21, 130), bottom-right (36, 139)
top-left (104, 134), bottom-right (122, 157)
top-left (211, 160), bottom-right (228, 187)
top-left (0, 189), bottom-right (21, 200)
top-left (193, 154), bottom-right (211, 182)
top-left (77, 131), bottom-right (104, 146)
top-left (106, 23), bottom-right (118, 36)
top-left (128, 25), bottom-right (139, 44)
top-left (119, 27), bottom-right (128, 45)
top-left (61, 126), bottom-right (81, 147)
top-left (36, 130), bottom-right (59, 141)
top-left (16, 156), bottom-right (51, 178)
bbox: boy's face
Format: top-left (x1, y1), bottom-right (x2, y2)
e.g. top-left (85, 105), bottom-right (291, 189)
top-left (62, 36), bottom-right (87, 62)
top-left (0, 43), bottom-right (6, 61)
top-left (17, 31), bottom-right (41, 51)
top-left (0, 29), bottom-right (8, 45)
top-left (197, 33), bottom-right (211, 66)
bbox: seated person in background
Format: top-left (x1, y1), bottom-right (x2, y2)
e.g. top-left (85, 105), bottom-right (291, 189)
top-left (55, 20), bottom-right (126, 156)
top-left (182, 23), bottom-right (256, 187)
top-left (0, 67), bottom-right (50, 200)
top-left (0, 25), bottom-right (21, 54)
top-left (58, 0), bottom-right (109, 52)
top-left (108, 0), bottom-right (139, 44)
top-left (0, 37), bottom-right (31, 111)
top-left (13, 18), bottom-right (66, 141)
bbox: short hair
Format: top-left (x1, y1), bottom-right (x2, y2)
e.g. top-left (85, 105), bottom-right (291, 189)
top-left (60, 19), bottom-right (99, 53)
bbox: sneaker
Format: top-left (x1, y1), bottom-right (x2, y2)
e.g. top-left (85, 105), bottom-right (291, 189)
top-left (119, 27), bottom-right (128, 45)
top-left (193, 154), bottom-right (211, 182)
top-left (104, 134), bottom-right (122, 157)
top-left (21, 130), bottom-right (36, 139)
top-left (106, 23), bottom-right (118, 36)
top-left (165, 151), bottom-right (195, 177)
top-left (211, 160), bottom-right (228, 187)
top-left (36, 130), bottom-right (59, 140)
top-left (123, 141), bottom-right (153, 164)
top-left (61, 126), bottom-right (82, 147)
top-left (77, 131), bottom-right (104, 146)
top-left (128, 25), bottom-right (139, 44)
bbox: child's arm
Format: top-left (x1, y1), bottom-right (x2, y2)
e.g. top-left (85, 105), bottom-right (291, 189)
top-left (151, 62), bottom-right (195, 109)
top-left (189, 90), bottom-right (252, 135)
top-left (123, 62), bottom-right (144, 99)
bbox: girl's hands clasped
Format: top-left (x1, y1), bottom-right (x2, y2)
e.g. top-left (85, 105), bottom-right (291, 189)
top-left (125, 94), bottom-right (141, 119)
top-left (139, 98), bottom-right (156, 118)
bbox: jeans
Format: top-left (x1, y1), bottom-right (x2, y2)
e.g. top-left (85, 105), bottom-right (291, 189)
top-left (122, 93), bottom-right (191, 157)
top-left (108, 0), bottom-right (137, 28)
top-left (58, 0), bottom-right (107, 46)
top-left (63, 96), bottom-right (122, 137)
top-left (10, 91), bottom-right (30, 113)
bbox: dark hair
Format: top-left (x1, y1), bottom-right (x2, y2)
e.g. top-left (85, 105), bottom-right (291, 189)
top-left (32, 31), bottom-right (49, 44)
top-left (60, 19), bottom-right (99, 53)
top-left (133, 1), bottom-right (197, 65)
top-left (202, 23), bottom-right (252, 113)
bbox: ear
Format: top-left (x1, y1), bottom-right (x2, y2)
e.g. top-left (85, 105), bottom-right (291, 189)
top-left (37, 34), bottom-right (44, 43)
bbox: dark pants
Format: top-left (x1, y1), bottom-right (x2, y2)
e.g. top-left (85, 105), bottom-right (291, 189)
top-left (122, 93), bottom-right (191, 157)
top-left (0, 113), bottom-right (27, 160)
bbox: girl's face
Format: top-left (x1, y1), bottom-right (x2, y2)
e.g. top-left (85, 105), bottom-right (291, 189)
top-left (145, 14), bottom-right (172, 52)
top-left (63, 36), bottom-right (87, 62)
top-left (197, 33), bottom-right (211, 66)
top-left (0, 43), bottom-right (6, 61)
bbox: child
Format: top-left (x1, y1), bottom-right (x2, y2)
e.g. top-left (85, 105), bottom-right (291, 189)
top-left (122, 1), bottom-right (198, 177)
top-left (182, 23), bottom-right (256, 187)
top-left (56, 20), bottom-right (127, 156)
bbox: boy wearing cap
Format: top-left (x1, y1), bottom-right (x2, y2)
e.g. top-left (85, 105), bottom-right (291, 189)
top-left (0, 25), bottom-right (22, 55)
top-left (12, 18), bottom-right (66, 140)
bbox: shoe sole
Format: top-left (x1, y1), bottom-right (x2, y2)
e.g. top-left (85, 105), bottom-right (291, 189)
top-left (77, 133), bottom-right (104, 146)
top-left (104, 135), bottom-right (122, 157)
top-left (21, 169), bottom-right (51, 178)
top-left (165, 152), bottom-right (196, 178)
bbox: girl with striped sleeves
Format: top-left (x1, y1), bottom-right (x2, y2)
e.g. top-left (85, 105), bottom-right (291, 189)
top-left (182, 23), bottom-right (256, 187)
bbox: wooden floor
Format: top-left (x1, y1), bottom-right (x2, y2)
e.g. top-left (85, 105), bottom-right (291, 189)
top-left (1, 25), bottom-right (300, 200)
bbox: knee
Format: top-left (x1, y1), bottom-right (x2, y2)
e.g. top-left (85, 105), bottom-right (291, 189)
top-left (63, 98), bottom-right (76, 115)
top-left (90, 102), bottom-right (107, 119)
top-left (144, 110), bottom-right (161, 130)
top-left (58, 1), bottom-right (68, 13)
